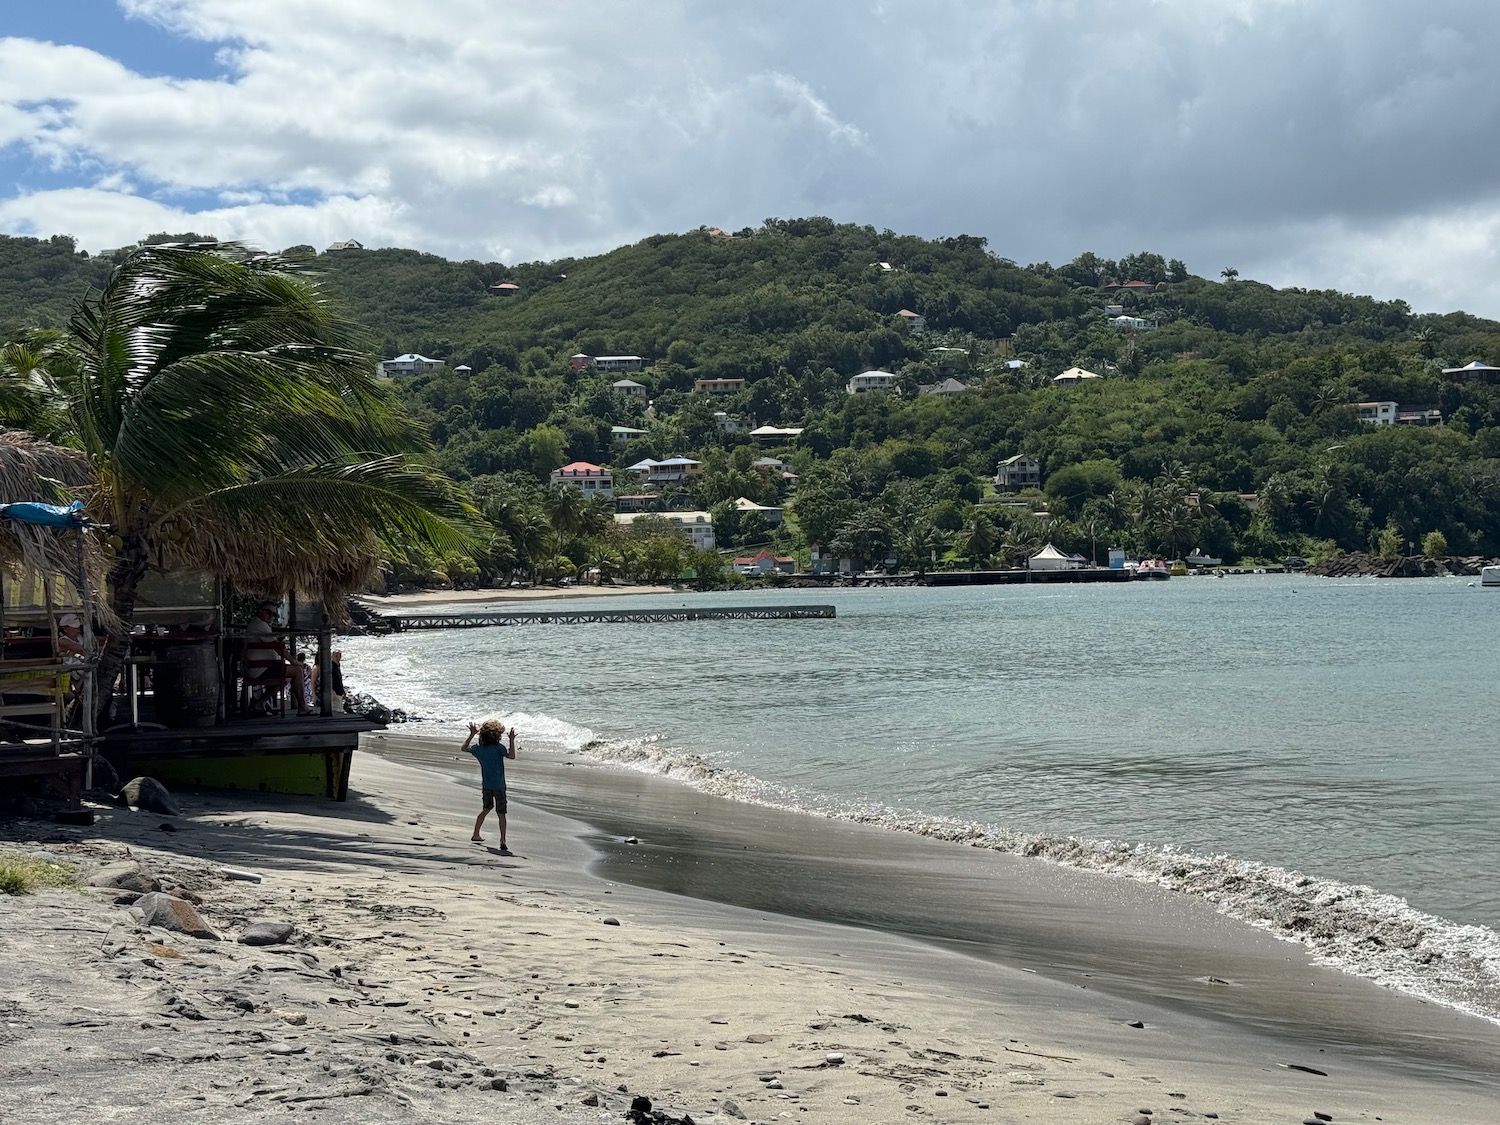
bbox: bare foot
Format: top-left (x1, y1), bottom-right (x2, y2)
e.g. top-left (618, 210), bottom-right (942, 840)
top-left (470, 835), bottom-right (483, 842)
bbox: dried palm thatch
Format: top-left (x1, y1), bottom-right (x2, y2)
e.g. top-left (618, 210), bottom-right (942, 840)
top-left (0, 431), bottom-right (112, 624)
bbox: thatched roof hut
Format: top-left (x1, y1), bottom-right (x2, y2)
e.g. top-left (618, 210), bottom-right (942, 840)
top-left (0, 432), bottom-right (107, 619)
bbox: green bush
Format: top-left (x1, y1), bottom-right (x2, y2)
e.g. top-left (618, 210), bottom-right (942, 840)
top-left (1422, 531), bottom-right (1449, 559)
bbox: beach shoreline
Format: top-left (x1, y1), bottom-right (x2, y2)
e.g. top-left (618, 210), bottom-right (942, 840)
top-left (6, 739), bottom-right (1496, 1123)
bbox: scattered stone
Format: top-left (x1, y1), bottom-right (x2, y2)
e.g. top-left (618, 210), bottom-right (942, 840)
top-left (267, 1043), bottom-right (305, 1056)
top-left (88, 861), bottom-right (160, 894)
top-left (1134, 1117), bottom-right (1153, 1125)
top-left (90, 755), bottom-right (121, 793)
top-left (602, 917), bottom-right (621, 926)
top-left (721, 1099), bottom-right (747, 1119)
top-left (489, 1077), bottom-right (508, 1091)
top-left (119, 776), bottom-right (181, 817)
top-left (745, 1034), bottom-right (772, 1043)
top-left (158, 823), bottom-right (177, 833)
top-left (581, 1092), bottom-right (599, 1106)
top-left (564, 1000), bottom-right (580, 1008)
top-left (1312, 1115), bottom-right (1333, 1123)
top-left (765, 1079), bottom-right (783, 1090)
top-left (221, 868), bottom-right (262, 883)
top-left (134, 892), bottom-right (219, 940)
top-left (625, 836), bottom-right (639, 844)
top-left (271, 1010), bottom-right (307, 1026)
top-left (1126, 1019), bottom-right (1146, 1028)
top-left (239, 922), bottom-right (295, 946)
top-left (825, 1051), bottom-right (844, 1065)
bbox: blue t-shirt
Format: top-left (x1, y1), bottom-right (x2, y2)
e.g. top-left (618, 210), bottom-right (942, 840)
top-left (467, 743), bottom-right (508, 789)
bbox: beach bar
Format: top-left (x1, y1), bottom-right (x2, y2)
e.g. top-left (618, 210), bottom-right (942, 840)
top-left (96, 571), bottom-right (381, 800)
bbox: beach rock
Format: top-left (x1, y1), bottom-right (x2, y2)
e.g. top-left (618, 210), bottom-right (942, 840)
top-left (825, 1051), bottom-right (844, 1064)
top-left (1134, 1116), bottom-right (1153, 1125)
top-left (88, 860), bottom-right (160, 894)
top-left (120, 777), bottom-right (181, 817)
top-left (602, 917), bottom-right (620, 926)
top-left (1126, 1019), bottom-right (1146, 1028)
top-left (134, 892), bottom-right (219, 939)
top-left (1311, 1115), bottom-right (1332, 1123)
top-left (239, 922), bottom-right (295, 946)
top-left (720, 1099), bottom-right (747, 1119)
top-left (489, 1077), bottom-right (508, 1091)
top-left (581, 1092), bottom-right (599, 1106)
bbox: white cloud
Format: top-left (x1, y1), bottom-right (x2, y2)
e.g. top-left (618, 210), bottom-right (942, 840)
top-left (1, 1), bottom-right (1499, 313)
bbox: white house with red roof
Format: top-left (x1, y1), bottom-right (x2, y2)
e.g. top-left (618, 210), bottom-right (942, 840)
top-left (550, 461), bottom-right (614, 497)
top-left (732, 548), bottom-right (795, 576)
top-left (896, 309), bottom-right (926, 334)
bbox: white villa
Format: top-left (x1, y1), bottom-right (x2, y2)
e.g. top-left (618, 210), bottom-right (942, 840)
top-left (749, 424), bottom-right (803, 443)
top-left (612, 379), bottom-right (648, 399)
top-left (549, 461), bottom-right (613, 497)
top-left (1053, 366), bottom-right (1103, 385)
top-left (847, 370), bottom-right (897, 394)
top-left (379, 353), bottom-right (444, 377)
top-left (896, 309), bottom-right (926, 334)
top-left (614, 511), bottom-right (716, 550)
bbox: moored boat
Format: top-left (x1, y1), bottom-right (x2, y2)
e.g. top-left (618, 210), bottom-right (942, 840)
top-left (1134, 559), bottom-right (1170, 580)
top-left (1482, 565), bottom-right (1500, 587)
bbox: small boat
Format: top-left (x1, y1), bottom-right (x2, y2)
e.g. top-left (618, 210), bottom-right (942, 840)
top-left (1482, 565), bottom-right (1500, 587)
top-left (1185, 549), bottom-right (1223, 568)
top-left (1134, 559), bottom-right (1170, 580)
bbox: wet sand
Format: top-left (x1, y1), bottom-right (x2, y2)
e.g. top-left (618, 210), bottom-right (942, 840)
top-left (4, 738), bottom-right (1498, 1123)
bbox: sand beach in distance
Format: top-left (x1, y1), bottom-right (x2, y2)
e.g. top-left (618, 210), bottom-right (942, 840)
top-left (359, 583), bottom-right (679, 611)
top-left (3, 739), bottom-right (1499, 1124)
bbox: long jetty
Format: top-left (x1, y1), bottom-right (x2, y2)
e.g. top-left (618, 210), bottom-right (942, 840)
top-left (368, 603), bottom-right (837, 632)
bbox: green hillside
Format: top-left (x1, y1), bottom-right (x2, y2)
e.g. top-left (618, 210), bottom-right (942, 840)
top-left (8, 221), bottom-right (1500, 582)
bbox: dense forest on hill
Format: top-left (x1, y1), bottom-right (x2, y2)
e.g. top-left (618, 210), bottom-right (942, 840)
top-left (6, 221), bottom-right (1500, 584)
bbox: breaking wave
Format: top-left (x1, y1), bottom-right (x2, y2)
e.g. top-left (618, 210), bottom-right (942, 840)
top-left (563, 724), bottom-right (1500, 1027)
top-left (346, 658), bottom-right (1500, 1027)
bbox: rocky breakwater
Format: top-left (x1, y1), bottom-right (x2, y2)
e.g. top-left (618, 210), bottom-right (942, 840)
top-left (1309, 552), bottom-right (1497, 578)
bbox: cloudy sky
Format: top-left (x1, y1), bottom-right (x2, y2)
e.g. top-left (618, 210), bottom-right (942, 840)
top-left (3, 0), bottom-right (1498, 314)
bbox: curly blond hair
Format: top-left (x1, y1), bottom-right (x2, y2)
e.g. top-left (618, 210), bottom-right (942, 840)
top-left (478, 719), bottom-right (506, 745)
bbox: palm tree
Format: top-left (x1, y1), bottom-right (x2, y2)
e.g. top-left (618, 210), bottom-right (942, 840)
top-left (1220, 267), bottom-right (1239, 282)
top-left (9, 244), bottom-right (470, 713)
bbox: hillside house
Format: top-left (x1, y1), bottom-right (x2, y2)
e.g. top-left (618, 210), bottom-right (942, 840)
top-left (326, 239), bottom-right (363, 253)
top-left (995, 454), bottom-right (1042, 491)
top-left (596, 355), bottom-right (646, 373)
top-left (612, 379), bottom-right (648, 399)
top-left (1443, 361), bottom-right (1500, 382)
top-left (930, 347), bottom-right (969, 376)
top-left (549, 461), bottom-right (613, 496)
top-left (917, 378), bottom-right (969, 396)
top-left (733, 497), bottom-right (783, 526)
top-left (379, 353), bottom-right (443, 377)
top-left (1354, 401), bottom-right (1398, 425)
top-left (896, 309), bottom-right (926, 334)
top-left (714, 412), bottom-right (741, 434)
top-left (611, 425), bottom-right (649, 444)
top-left (694, 377), bottom-right (746, 394)
top-left (1109, 315), bottom-right (1151, 330)
top-left (489, 282), bottom-right (519, 296)
top-left (848, 370), bottom-right (897, 395)
top-left (570, 353), bottom-right (594, 369)
top-left (614, 511), bottom-right (715, 550)
top-left (629, 457), bottom-right (704, 486)
top-left (749, 425), bottom-right (803, 444)
top-left (1053, 366), bottom-right (1102, 385)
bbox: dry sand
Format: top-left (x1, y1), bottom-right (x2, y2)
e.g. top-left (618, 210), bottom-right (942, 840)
top-left (358, 584), bottom-right (678, 611)
top-left (3, 746), bottom-right (1499, 1124)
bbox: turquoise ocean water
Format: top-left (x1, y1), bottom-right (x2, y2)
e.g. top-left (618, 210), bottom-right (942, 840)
top-left (342, 576), bottom-right (1500, 1021)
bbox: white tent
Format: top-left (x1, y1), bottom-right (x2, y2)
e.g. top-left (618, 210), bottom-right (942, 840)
top-left (1053, 366), bottom-right (1102, 383)
top-left (1028, 543), bottom-right (1075, 571)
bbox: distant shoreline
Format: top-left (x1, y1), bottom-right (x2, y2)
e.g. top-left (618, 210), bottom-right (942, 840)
top-left (357, 582), bottom-right (679, 611)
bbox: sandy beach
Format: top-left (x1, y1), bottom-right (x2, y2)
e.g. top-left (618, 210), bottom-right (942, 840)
top-left (358, 584), bottom-right (679, 611)
top-left (4, 739), bottom-right (1500, 1124)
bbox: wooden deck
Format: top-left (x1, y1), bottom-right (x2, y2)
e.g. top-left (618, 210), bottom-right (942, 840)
top-left (101, 714), bottom-right (383, 801)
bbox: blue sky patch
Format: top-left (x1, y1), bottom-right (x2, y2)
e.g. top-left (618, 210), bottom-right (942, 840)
top-left (6, 0), bottom-right (230, 81)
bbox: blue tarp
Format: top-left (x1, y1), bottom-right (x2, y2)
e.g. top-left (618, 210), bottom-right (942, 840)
top-left (0, 500), bottom-right (87, 528)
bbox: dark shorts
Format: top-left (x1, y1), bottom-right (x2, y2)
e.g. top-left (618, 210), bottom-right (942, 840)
top-left (481, 787), bottom-right (507, 813)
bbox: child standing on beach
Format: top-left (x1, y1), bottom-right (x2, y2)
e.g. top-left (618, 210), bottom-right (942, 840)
top-left (463, 719), bottom-right (517, 854)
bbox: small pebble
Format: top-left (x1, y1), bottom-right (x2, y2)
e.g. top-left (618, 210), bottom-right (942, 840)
top-left (602, 917), bottom-right (620, 926)
top-left (1127, 1019), bottom-right (1146, 1028)
top-left (825, 1052), bottom-right (844, 1065)
top-left (564, 1000), bottom-right (580, 1009)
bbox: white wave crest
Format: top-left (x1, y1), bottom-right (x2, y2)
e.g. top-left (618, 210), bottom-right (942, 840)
top-left (563, 730), bottom-right (1500, 1026)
